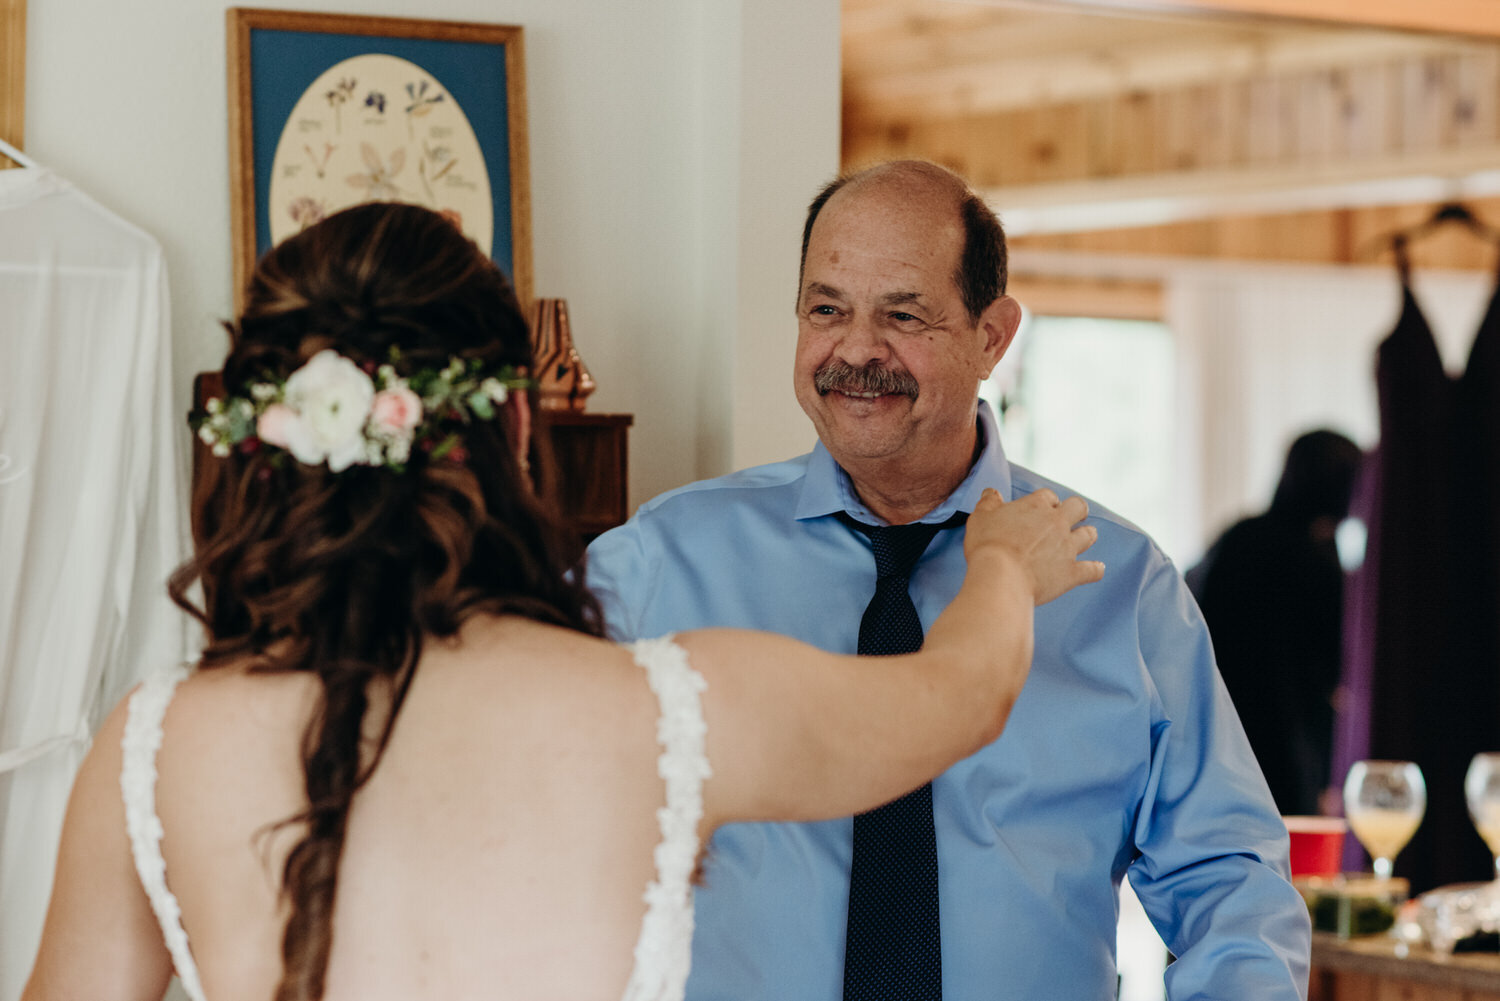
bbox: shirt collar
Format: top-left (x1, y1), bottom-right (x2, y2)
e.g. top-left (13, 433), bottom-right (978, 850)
top-left (794, 399), bottom-right (1014, 525)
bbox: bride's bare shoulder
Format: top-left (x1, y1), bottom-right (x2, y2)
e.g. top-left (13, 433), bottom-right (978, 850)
top-left (154, 617), bottom-right (642, 742)
top-left (157, 659), bottom-right (321, 755)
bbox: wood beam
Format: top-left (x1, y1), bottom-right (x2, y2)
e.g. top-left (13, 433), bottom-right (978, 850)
top-left (980, 143), bottom-right (1500, 234)
top-left (846, 29), bottom-right (1481, 118)
top-left (1042, 0), bottom-right (1500, 39)
top-left (1007, 196), bottom-right (1500, 272)
top-left (1007, 274), bottom-right (1164, 319)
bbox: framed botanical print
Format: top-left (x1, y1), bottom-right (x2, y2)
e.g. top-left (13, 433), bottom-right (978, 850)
top-left (227, 8), bottom-right (532, 308)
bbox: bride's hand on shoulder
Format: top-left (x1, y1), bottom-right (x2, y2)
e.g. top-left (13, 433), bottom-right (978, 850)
top-left (965, 487), bottom-right (1104, 605)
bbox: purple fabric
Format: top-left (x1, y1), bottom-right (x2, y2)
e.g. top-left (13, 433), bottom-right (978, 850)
top-left (1332, 450), bottom-right (1380, 873)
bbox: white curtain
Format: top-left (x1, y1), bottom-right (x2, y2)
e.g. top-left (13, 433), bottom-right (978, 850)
top-left (0, 165), bottom-right (191, 1000)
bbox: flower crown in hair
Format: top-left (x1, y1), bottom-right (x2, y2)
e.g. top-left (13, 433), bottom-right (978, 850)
top-left (192, 349), bottom-right (531, 472)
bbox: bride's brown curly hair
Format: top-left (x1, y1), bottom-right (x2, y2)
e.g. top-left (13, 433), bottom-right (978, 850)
top-left (168, 202), bottom-right (603, 1001)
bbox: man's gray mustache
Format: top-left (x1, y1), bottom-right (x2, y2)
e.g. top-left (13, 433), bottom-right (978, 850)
top-left (814, 361), bottom-right (919, 399)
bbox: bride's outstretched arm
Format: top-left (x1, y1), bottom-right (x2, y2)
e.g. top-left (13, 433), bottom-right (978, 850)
top-left (683, 487), bottom-right (1102, 831)
top-left (22, 696), bottom-right (174, 1001)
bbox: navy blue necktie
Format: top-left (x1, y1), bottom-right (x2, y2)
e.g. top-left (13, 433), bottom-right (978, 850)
top-left (842, 516), bottom-right (962, 1001)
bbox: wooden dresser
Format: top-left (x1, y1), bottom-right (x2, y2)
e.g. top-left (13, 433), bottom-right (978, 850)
top-left (541, 410), bottom-right (633, 538)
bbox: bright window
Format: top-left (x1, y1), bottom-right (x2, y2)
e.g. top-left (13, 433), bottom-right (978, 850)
top-left (981, 313), bottom-right (1182, 562)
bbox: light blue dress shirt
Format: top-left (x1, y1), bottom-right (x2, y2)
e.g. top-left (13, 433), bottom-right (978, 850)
top-left (586, 402), bottom-right (1311, 1001)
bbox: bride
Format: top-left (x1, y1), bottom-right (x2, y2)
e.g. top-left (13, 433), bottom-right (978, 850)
top-left (22, 202), bottom-right (1100, 1001)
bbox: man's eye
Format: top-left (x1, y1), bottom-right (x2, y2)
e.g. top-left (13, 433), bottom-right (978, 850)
top-left (890, 312), bottom-right (919, 323)
top-left (811, 305), bottom-right (839, 316)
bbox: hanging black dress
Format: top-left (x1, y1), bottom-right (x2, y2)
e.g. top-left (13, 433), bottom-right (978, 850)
top-left (1345, 239), bottom-right (1500, 893)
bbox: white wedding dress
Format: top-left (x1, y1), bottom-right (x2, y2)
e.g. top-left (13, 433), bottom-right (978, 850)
top-left (120, 636), bottom-right (710, 1001)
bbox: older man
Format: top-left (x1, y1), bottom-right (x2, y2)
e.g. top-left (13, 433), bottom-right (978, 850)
top-left (587, 161), bottom-right (1310, 1000)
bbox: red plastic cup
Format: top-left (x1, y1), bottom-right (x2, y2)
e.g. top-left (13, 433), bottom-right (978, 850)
top-left (1283, 816), bottom-right (1348, 878)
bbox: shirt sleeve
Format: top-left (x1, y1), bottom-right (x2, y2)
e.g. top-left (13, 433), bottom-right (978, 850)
top-left (1125, 556), bottom-right (1312, 1001)
top-left (584, 513), bottom-right (654, 643)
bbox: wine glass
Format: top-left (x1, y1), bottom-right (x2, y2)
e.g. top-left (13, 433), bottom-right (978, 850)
top-left (1343, 760), bottom-right (1426, 880)
top-left (1465, 753), bottom-right (1500, 881)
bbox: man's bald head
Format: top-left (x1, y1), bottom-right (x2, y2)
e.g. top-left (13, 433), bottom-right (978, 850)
top-left (798, 161), bottom-right (1007, 323)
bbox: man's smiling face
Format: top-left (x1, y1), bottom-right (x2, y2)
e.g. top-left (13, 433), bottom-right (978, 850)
top-left (793, 176), bottom-right (1007, 479)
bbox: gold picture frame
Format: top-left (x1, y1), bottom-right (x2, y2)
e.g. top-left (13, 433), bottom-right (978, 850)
top-left (226, 8), bottom-right (532, 311)
top-left (1, 0), bottom-right (25, 163)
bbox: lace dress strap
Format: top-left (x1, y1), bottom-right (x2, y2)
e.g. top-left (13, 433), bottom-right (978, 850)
top-left (120, 663), bottom-right (208, 1001)
top-left (620, 636), bottom-right (713, 1001)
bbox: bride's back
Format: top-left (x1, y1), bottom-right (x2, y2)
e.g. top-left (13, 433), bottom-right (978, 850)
top-left (156, 617), bottom-right (664, 1001)
top-left (133, 201), bottom-right (627, 999)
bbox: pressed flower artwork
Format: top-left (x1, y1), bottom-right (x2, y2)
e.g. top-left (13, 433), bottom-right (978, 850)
top-left (229, 11), bottom-right (530, 307)
top-left (266, 53), bottom-right (493, 256)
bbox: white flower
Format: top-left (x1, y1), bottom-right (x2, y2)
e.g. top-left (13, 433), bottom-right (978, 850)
top-left (279, 350), bottom-right (376, 472)
top-left (480, 377), bottom-right (509, 405)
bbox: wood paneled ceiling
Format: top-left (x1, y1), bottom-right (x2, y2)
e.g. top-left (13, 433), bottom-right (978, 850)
top-left (843, 0), bottom-right (1500, 237)
top-left (845, 0), bottom-right (1437, 119)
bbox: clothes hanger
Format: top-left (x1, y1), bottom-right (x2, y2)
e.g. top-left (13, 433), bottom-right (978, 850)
top-left (0, 136), bottom-right (37, 169)
top-left (1393, 201), bottom-right (1500, 248)
top-left (1363, 201), bottom-right (1500, 284)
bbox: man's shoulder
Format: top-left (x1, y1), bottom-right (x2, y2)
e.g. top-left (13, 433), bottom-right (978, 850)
top-left (1004, 462), bottom-right (1184, 596)
top-left (585, 453), bottom-right (819, 635)
top-left (1008, 463), bottom-right (1151, 543)
top-left (632, 453), bottom-right (813, 517)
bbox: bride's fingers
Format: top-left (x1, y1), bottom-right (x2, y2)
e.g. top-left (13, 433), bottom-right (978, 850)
top-left (1031, 488), bottom-right (1060, 509)
top-left (1074, 559), bottom-right (1107, 584)
top-left (1070, 524), bottom-right (1099, 556)
top-left (1057, 495), bottom-right (1089, 526)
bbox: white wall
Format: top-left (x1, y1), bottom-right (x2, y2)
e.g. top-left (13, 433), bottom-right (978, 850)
top-left (25, 0), bottom-right (839, 512)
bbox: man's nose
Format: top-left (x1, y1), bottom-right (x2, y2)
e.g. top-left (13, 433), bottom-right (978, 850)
top-left (834, 313), bottom-right (890, 367)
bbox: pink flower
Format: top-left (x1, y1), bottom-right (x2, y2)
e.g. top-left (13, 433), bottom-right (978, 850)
top-left (369, 385), bottom-right (423, 436)
top-left (257, 403), bottom-right (298, 449)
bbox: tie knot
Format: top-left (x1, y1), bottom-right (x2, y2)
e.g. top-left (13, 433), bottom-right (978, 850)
top-left (866, 522), bottom-right (944, 580)
top-left (839, 511), bottom-right (969, 580)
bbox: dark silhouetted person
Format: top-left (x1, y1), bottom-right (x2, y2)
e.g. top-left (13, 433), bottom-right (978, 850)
top-left (1188, 429), bottom-right (1363, 817)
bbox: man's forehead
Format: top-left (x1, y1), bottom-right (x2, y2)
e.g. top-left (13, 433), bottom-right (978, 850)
top-left (811, 189), bottom-right (962, 259)
top-left (825, 172), bottom-right (962, 223)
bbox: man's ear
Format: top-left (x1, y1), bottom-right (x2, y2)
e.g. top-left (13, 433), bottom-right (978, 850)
top-left (977, 295), bottom-right (1023, 378)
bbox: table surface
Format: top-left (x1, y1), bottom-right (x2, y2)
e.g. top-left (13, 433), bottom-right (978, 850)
top-left (1313, 932), bottom-right (1500, 993)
